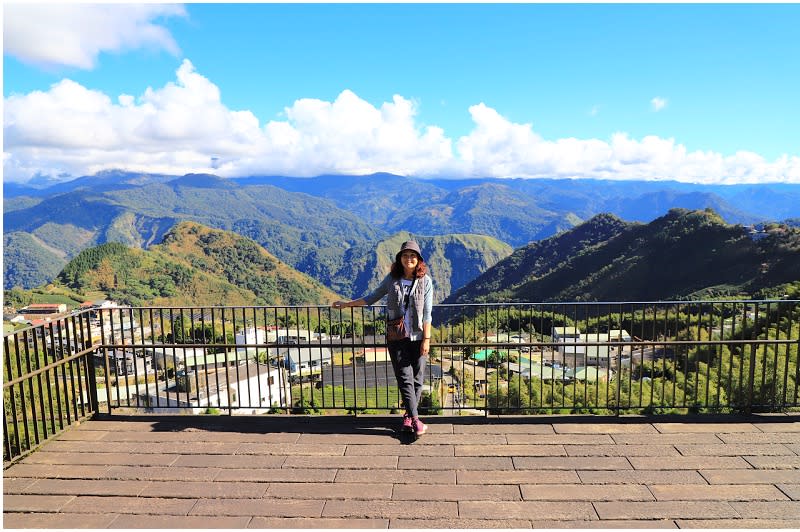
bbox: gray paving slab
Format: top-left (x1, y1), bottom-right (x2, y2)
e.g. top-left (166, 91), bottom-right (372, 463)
top-left (44, 439), bottom-right (244, 454)
top-left (346, 444), bottom-right (454, 456)
top-left (506, 433), bottom-right (615, 444)
top-left (392, 483), bottom-right (521, 501)
top-left (109, 514), bottom-right (253, 528)
top-left (513, 456), bottom-right (633, 470)
top-left (251, 517), bottom-right (389, 528)
top-left (409, 433), bottom-right (509, 445)
top-left (457, 470), bottom-right (581, 484)
top-left (700, 469), bottom-right (800, 484)
top-left (3, 494), bottom-right (76, 512)
top-left (2, 512), bottom-right (119, 528)
top-left (719, 432), bottom-right (800, 444)
top-left (284, 455), bottom-right (398, 469)
top-left (2, 477), bottom-right (38, 493)
top-left (520, 484), bottom-right (653, 501)
top-left (392, 518), bottom-right (533, 528)
top-left (675, 518), bottom-right (800, 528)
top-left (629, 455), bottom-right (751, 469)
top-left (564, 444), bottom-right (679, 456)
top-left (653, 422), bottom-right (760, 433)
top-left (296, 433), bottom-right (398, 444)
top-left (237, 442), bottom-right (346, 455)
top-left (322, 500), bottom-right (457, 518)
top-left (143, 480), bottom-right (269, 498)
top-left (397, 456), bottom-right (514, 470)
top-left (730, 500), bottom-right (800, 519)
top-left (744, 455), bottom-right (800, 469)
top-left (577, 470), bottom-right (708, 484)
top-left (649, 484), bottom-right (789, 501)
top-left (20, 451), bottom-right (178, 466)
top-left (554, 423), bottom-right (658, 434)
top-left (459, 500), bottom-right (597, 520)
top-left (676, 443), bottom-right (796, 456)
top-left (267, 482), bottom-right (393, 500)
top-left (103, 464), bottom-right (221, 481)
top-left (4, 463), bottom-right (111, 479)
top-left (7, 478), bottom-right (151, 497)
top-left (215, 468), bottom-right (336, 483)
top-left (453, 423), bottom-right (555, 434)
top-left (335, 469), bottom-right (456, 484)
top-left (594, 501), bottom-right (740, 519)
top-left (456, 444), bottom-right (567, 456)
top-left (59, 495), bottom-right (198, 515)
top-left (778, 484), bottom-right (800, 500)
top-left (611, 432), bottom-right (724, 444)
top-left (753, 422), bottom-right (800, 433)
top-left (526, 519), bottom-right (678, 528)
top-left (171, 453), bottom-right (286, 468)
top-left (190, 498), bottom-right (325, 517)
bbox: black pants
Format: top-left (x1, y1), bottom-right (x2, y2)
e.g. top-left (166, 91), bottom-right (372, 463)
top-left (387, 339), bottom-right (427, 418)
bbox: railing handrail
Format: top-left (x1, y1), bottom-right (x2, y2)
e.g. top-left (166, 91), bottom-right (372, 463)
top-left (4, 299), bottom-right (799, 465)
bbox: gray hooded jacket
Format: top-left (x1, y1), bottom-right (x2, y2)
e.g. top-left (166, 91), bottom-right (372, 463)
top-left (363, 274), bottom-right (434, 341)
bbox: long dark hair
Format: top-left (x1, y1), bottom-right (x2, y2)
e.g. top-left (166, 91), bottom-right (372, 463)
top-left (390, 256), bottom-right (427, 280)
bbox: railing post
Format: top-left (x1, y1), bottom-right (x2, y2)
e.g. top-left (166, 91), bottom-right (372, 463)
top-left (614, 340), bottom-right (622, 417)
top-left (83, 312), bottom-right (99, 416)
top-left (745, 342), bottom-right (758, 415)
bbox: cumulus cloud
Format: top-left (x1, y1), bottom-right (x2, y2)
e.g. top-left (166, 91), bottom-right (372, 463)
top-left (651, 96), bottom-right (668, 112)
top-left (3, 60), bottom-right (799, 184)
top-left (3, 4), bottom-right (186, 69)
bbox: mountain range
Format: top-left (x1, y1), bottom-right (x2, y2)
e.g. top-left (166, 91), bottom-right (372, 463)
top-left (445, 209), bottom-right (800, 305)
top-left (5, 171), bottom-right (800, 295)
top-left (55, 222), bottom-right (342, 307)
top-left (25, 209), bottom-right (799, 317)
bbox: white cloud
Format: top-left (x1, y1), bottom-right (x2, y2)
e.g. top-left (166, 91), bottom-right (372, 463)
top-left (3, 61), bottom-right (799, 184)
top-left (651, 97), bottom-right (668, 112)
top-left (3, 4), bottom-right (186, 69)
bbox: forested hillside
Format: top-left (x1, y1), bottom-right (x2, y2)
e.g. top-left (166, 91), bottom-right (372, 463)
top-left (55, 222), bottom-right (341, 307)
top-left (333, 231), bottom-right (513, 302)
top-left (446, 209), bottom-right (800, 304)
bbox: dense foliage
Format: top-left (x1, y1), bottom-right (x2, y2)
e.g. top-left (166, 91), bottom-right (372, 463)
top-left (48, 222), bottom-right (341, 307)
top-left (3, 232), bottom-right (66, 289)
top-left (447, 209), bottom-right (800, 305)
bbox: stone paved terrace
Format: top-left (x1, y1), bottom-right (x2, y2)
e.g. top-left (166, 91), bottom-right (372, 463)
top-left (3, 414), bottom-right (800, 529)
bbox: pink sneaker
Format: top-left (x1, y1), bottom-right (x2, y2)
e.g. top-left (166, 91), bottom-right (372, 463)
top-left (401, 413), bottom-right (413, 432)
top-left (413, 417), bottom-right (428, 436)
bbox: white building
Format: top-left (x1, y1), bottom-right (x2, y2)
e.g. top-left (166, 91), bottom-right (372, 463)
top-left (284, 346), bottom-right (333, 376)
top-left (235, 327), bottom-right (269, 359)
top-left (139, 363), bottom-right (289, 415)
top-left (552, 326), bottom-right (585, 365)
top-left (149, 346), bottom-right (247, 372)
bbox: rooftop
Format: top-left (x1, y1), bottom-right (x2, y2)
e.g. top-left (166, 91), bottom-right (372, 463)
top-left (4, 414), bottom-right (800, 528)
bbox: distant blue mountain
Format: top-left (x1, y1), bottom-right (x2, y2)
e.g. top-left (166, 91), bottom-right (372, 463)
top-left (5, 169), bottom-right (800, 291)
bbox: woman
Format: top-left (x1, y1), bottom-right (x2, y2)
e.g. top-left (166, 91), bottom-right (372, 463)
top-left (332, 240), bottom-right (434, 436)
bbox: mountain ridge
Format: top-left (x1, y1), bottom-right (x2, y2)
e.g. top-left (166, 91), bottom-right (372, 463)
top-left (5, 170), bottom-right (800, 292)
top-left (445, 208), bottom-right (800, 305)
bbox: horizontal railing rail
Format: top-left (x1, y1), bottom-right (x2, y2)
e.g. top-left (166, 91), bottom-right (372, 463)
top-left (3, 310), bottom-right (98, 465)
top-left (4, 299), bottom-right (799, 463)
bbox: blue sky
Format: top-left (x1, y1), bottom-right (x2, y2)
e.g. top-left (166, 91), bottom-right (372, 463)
top-left (3, 3), bottom-right (800, 184)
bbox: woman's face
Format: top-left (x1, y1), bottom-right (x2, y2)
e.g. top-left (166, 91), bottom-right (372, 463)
top-left (400, 251), bottom-right (419, 273)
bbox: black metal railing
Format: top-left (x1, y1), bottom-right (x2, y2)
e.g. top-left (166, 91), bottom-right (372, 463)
top-left (3, 311), bottom-right (98, 465)
top-left (4, 299), bottom-right (799, 463)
